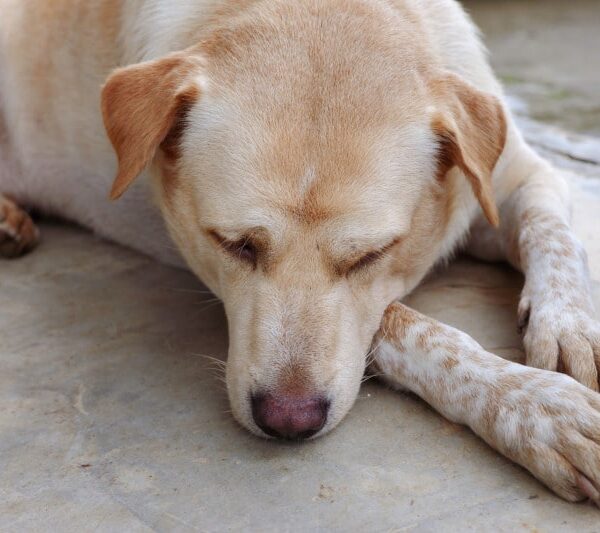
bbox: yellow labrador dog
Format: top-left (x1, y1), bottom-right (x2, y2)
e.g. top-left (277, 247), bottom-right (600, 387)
top-left (2, 0), bottom-right (600, 504)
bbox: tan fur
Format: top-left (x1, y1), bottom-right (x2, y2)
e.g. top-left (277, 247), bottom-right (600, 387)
top-left (0, 194), bottom-right (39, 257)
top-left (2, 0), bottom-right (600, 503)
top-left (430, 73), bottom-right (506, 227)
top-left (101, 50), bottom-right (205, 199)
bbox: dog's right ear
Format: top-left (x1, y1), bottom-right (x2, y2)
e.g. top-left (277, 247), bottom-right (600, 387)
top-left (101, 50), bottom-right (204, 200)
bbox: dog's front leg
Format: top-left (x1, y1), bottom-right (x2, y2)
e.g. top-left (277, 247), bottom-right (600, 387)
top-left (469, 150), bottom-right (600, 390)
top-left (372, 302), bottom-right (600, 504)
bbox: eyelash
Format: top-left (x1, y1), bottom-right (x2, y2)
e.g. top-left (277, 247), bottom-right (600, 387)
top-left (346, 237), bottom-right (402, 276)
top-left (210, 232), bottom-right (257, 267)
top-left (346, 250), bottom-right (385, 275)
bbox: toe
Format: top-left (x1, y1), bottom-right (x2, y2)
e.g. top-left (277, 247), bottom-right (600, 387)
top-left (576, 475), bottom-right (600, 508)
top-left (586, 327), bottom-right (600, 387)
top-left (524, 327), bottom-right (559, 372)
top-left (558, 433), bottom-right (600, 503)
top-left (518, 297), bottom-right (531, 334)
top-left (524, 444), bottom-right (587, 503)
top-left (0, 204), bottom-right (39, 258)
top-left (559, 334), bottom-right (599, 392)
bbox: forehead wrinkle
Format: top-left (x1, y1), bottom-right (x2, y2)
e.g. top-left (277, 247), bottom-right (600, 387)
top-left (298, 165), bottom-right (317, 197)
top-left (259, 142), bottom-right (365, 226)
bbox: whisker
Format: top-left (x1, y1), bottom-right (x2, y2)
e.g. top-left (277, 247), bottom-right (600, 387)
top-left (168, 288), bottom-right (217, 295)
top-left (195, 300), bottom-right (224, 313)
top-left (364, 333), bottom-right (386, 368)
top-left (205, 369), bottom-right (226, 378)
top-left (194, 297), bottom-right (221, 304)
top-left (361, 372), bottom-right (385, 384)
top-left (205, 362), bottom-right (227, 371)
top-left (194, 353), bottom-right (227, 366)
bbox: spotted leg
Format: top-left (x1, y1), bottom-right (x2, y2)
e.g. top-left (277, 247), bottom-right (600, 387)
top-left (468, 147), bottom-right (600, 390)
top-left (373, 302), bottom-right (600, 505)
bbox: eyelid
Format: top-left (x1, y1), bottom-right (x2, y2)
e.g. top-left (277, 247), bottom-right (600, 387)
top-left (346, 250), bottom-right (385, 274)
top-left (345, 236), bottom-right (402, 275)
top-left (207, 230), bottom-right (257, 266)
top-left (206, 229), bottom-right (229, 247)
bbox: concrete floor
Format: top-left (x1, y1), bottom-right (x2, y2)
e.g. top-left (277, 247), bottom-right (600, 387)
top-left (2, 2), bottom-right (600, 532)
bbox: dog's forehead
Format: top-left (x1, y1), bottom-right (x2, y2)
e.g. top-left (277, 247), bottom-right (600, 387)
top-left (178, 1), bottom-right (443, 219)
top-left (184, 97), bottom-right (437, 236)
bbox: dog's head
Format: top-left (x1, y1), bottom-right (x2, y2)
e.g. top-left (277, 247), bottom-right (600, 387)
top-left (101, 3), bottom-right (506, 439)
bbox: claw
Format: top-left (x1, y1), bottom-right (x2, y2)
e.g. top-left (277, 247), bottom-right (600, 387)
top-left (517, 300), bottom-right (531, 335)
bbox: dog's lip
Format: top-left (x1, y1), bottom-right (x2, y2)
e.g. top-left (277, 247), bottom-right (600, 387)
top-left (252, 423), bottom-right (331, 442)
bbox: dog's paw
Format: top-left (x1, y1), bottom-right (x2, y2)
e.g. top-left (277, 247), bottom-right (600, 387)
top-left (487, 369), bottom-right (600, 505)
top-left (0, 195), bottom-right (39, 258)
top-left (519, 294), bottom-right (600, 392)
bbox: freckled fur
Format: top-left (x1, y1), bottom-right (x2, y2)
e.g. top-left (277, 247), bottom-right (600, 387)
top-left (373, 303), bottom-right (600, 504)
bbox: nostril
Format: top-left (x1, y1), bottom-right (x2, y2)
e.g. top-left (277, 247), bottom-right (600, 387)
top-left (251, 393), bottom-right (329, 440)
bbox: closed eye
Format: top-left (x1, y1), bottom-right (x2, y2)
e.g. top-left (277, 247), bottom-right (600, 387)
top-left (345, 237), bottom-right (402, 276)
top-left (346, 249), bottom-right (387, 274)
top-left (208, 230), bottom-right (257, 267)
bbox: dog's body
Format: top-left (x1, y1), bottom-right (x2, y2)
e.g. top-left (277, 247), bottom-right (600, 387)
top-left (2, 0), bottom-right (600, 504)
top-left (0, 0), bottom-right (185, 266)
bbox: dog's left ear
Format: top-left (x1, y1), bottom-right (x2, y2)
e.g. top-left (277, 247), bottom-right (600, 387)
top-left (430, 72), bottom-right (507, 227)
top-left (101, 49), bottom-right (204, 200)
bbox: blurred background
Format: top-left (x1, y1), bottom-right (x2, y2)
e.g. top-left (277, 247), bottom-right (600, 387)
top-left (464, 0), bottom-right (600, 137)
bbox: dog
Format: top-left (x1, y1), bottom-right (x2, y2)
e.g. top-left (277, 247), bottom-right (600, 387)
top-left (2, 0), bottom-right (600, 505)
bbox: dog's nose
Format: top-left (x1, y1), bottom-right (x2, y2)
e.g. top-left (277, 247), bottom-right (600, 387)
top-left (251, 393), bottom-right (329, 440)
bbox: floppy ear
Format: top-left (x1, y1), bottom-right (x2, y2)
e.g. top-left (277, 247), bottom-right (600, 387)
top-left (101, 51), bottom-right (203, 200)
top-left (430, 72), bottom-right (507, 227)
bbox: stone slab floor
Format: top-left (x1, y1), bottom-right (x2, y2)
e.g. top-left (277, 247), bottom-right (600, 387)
top-left (2, 2), bottom-right (600, 531)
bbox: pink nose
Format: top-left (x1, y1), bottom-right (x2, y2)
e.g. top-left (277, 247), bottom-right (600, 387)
top-left (251, 393), bottom-right (329, 440)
